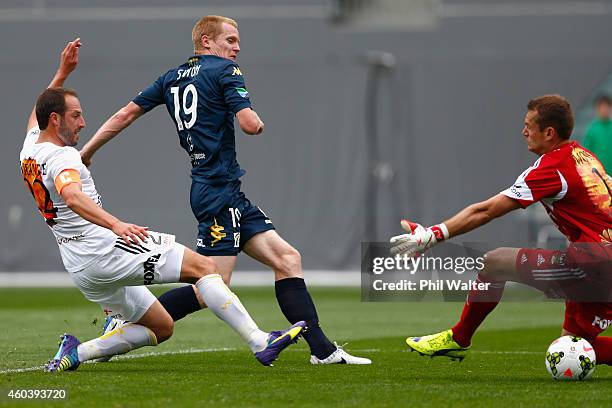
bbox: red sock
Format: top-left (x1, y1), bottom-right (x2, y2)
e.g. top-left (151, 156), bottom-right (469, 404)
top-left (593, 337), bottom-right (612, 366)
top-left (451, 275), bottom-right (505, 347)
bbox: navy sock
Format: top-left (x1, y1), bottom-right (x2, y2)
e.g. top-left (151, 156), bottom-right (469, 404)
top-left (275, 277), bottom-right (336, 359)
top-left (158, 285), bottom-right (201, 321)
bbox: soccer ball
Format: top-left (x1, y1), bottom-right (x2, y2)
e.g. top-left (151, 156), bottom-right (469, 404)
top-left (545, 336), bottom-right (596, 380)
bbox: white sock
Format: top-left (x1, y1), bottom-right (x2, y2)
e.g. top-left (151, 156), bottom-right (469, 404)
top-left (76, 323), bottom-right (157, 362)
top-left (196, 274), bottom-right (269, 352)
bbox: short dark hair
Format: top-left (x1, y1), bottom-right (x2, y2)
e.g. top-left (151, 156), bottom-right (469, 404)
top-left (594, 94), bottom-right (612, 106)
top-left (35, 87), bottom-right (78, 130)
top-left (527, 94), bottom-right (574, 140)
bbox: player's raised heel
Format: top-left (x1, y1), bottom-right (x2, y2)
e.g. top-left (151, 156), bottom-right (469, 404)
top-left (405, 329), bottom-right (469, 361)
top-left (255, 321), bottom-right (306, 366)
top-left (44, 334), bottom-right (81, 373)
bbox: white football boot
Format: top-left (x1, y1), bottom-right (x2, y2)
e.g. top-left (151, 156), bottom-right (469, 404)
top-left (310, 342), bottom-right (372, 365)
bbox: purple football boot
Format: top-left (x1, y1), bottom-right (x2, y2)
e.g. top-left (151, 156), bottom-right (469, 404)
top-left (44, 334), bottom-right (81, 373)
top-left (255, 321), bottom-right (307, 366)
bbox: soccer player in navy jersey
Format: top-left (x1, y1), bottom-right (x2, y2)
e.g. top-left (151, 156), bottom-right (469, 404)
top-left (22, 38), bottom-right (305, 372)
top-left (81, 15), bottom-right (370, 365)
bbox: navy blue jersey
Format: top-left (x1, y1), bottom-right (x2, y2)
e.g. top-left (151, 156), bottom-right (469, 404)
top-left (133, 55), bottom-right (252, 184)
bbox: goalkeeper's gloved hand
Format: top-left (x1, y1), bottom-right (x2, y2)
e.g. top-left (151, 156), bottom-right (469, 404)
top-left (389, 220), bottom-right (449, 257)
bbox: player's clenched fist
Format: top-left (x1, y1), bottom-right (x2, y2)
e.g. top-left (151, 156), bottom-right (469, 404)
top-left (389, 220), bottom-right (449, 257)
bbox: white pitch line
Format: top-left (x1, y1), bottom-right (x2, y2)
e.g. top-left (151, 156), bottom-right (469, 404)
top-left (111, 347), bottom-right (236, 361)
top-left (0, 347), bottom-right (237, 375)
top-left (0, 347), bottom-right (381, 375)
top-left (0, 366), bottom-right (45, 374)
top-left (0, 348), bottom-right (542, 374)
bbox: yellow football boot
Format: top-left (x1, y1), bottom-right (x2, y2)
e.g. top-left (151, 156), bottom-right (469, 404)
top-left (405, 329), bottom-right (469, 361)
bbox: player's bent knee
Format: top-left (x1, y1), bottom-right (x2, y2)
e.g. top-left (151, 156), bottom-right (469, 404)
top-left (481, 248), bottom-right (517, 281)
top-left (274, 249), bottom-right (302, 278)
top-left (153, 319), bottom-right (174, 343)
top-left (180, 249), bottom-right (218, 283)
top-left (195, 255), bottom-right (216, 277)
top-left (481, 249), bottom-right (504, 278)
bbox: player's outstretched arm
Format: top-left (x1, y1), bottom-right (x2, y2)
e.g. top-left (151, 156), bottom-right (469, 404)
top-left (390, 194), bottom-right (520, 257)
top-left (80, 102), bottom-right (145, 166)
top-left (60, 182), bottom-right (148, 245)
top-left (236, 107), bottom-right (264, 135)
top-left (443, 194), bottom-right (521, 237)
top-left (27, 38), bottom-right (82, 132)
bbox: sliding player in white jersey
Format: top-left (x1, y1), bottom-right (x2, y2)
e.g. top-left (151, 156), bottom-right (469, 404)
top-left (20, 39), bottom-right (304, 373)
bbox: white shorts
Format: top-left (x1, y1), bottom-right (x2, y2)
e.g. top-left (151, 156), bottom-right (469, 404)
top-left (68, 231), bottom-right (185, 322)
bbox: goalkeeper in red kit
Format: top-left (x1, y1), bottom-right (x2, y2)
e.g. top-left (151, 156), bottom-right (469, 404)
top-left (390, 94), bottom-right (612, 365)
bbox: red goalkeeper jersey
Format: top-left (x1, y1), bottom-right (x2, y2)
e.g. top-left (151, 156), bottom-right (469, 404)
top-left (502, 141), bottom-right (612, 247)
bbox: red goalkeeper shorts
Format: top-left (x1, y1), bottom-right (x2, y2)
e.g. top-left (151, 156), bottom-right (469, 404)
top-left (515, 247), bottom-right (612, 341)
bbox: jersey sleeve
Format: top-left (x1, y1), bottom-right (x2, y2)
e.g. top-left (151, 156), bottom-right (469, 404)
top-left (218, 62), bottom-right (252, 114)
top-left (47, 148), bottom-right (84, 195)
top-left (501, 155), bottom-right (566, 207)
top-left (132, 74), bottom-right (166, 112)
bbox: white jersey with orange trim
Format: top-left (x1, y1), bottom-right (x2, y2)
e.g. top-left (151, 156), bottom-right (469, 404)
top-left (19, 126), bottom-right (116, 272)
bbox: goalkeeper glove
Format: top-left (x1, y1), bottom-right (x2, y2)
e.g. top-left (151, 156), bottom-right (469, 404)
top-left (389, 220), bottom-right (449, 257)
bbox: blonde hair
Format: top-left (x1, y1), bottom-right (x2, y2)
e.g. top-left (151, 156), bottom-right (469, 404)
top-left (192, 15), bottom-right (238, 52)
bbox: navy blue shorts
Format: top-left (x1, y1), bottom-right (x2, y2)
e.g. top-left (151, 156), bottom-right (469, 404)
top-left (194, 190), bottom-right (275, 256)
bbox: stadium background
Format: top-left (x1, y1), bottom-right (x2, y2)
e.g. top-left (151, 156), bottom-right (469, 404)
top-left (2, 0), bottom-right (612, 275)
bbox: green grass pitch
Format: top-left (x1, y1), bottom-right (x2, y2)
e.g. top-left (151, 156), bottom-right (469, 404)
top-left (0, 287), bottom-right (610, 407)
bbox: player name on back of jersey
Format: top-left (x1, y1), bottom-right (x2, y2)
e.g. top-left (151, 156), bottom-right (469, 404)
top-left (177, 65), bottom-right (201, 80)
top-left (21, 159), bottom-right (47, 176)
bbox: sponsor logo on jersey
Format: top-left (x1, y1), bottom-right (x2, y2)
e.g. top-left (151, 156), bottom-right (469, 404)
top-left (210, 218), bottom-right (226, 247)
top-left (592, 315), bottom-right (612, 330)
top-left (190, 152), bottom-right (206, 166)
top-left (232, 67), bottom-right (242, 76)
top-left (102, 311), bottom-right (124, 320)
top-left (509, 185), bottom-right (522, 197)
top-left (56, 233), bottom-right (85, 246)
top-left (235, 87), bottom-right (249, 98)
top-left (550, 253), bottom-right (567, 266)
top-left (143, 253), bottom-right (162, 285)
top-left (197, 238), bottom-right (206, 248)
top-left (536, 254), bottom-right (546, 266)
